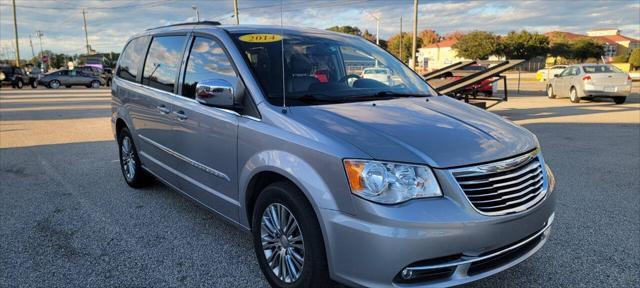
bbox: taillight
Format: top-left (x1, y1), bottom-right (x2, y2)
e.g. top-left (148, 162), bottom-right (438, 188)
top-left (628, 75), bottom-right (632, 81)
top-left (582, 75), bottom-right (592, 81)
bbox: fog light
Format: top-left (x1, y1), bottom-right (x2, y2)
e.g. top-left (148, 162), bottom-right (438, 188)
top-left (401, 268), bottom-right (414, 279)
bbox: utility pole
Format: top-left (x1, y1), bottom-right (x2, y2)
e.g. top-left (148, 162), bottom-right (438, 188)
top-left (233, 0), bottom-right (239, 25)
top-left (29, 35), bottom-right (35, 58)
top-left (411, 0), bottom-right (418, 70)
top-left (82, 9), bottom-right (90, 54)
top-left (366, 11), bottom-right (380, 45)
top-left (12, 0), bottom-right (20, 66)
top-left (399, 16), bottom-right (403, 62)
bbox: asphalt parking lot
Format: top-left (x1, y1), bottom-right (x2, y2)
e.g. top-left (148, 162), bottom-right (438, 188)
top-left (1, 81), bottom-right (639, 287)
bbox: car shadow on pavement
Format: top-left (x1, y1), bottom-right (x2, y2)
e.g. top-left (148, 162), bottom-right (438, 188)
top-left (493, 100), bottom-right (639, 122)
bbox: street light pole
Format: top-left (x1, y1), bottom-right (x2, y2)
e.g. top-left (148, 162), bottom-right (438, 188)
top-left (399, 16), bottom-right (403, 62)
top-left (366, 11), bottom-right (380, 45)
top-left (411, 0), bottom-right (418, 70)
top-left (12, 0), bottom-right (20, 66)
top-left (192, 5), bottom-right (200, 22)
top-left (233, 0), bottom-right (239, 25)
top-left (29, 35), bottom-right (35, 58)
top-left (82, 8), bottom-right (90, 54)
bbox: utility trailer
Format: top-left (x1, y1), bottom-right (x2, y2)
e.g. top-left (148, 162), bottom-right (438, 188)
top-left (424, 60), bottom-right (524, 109)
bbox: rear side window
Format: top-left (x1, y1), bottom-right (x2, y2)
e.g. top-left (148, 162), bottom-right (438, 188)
top-left (117, 36), bottom-right (150, 82)
top-left (181, 37), bottom-right (237, 98)
top-left (142, 35), bottom-right (187, 93)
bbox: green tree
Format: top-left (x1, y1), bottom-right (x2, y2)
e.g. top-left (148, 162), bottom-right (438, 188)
top-left (326, 25), bottom-right (362, 36)
top-left (387, 32), bottom-right (422, 63)
top-left (629, 49), bottom-right (640, 69)
top-left (571, 38), bottom-right (603, 62)
top-left (452, 31), bottom-right (501, 60)
top-left (419, 29), bottom-right (441, 47)
top-left (501, 30), bottom-right (549, 60)
top-left (612, 54), bottom-right (629, 63)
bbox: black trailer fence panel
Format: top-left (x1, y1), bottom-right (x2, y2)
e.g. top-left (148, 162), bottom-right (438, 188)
top-left (423, 59), bottom-right (525, 109)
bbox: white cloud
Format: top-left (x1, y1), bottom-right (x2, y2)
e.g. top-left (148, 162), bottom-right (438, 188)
top-left (1, 0), bottom-right (638, 58)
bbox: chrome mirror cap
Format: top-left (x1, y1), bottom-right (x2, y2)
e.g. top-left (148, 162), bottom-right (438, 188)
top-left (195, 79), bottom-right (235, 107)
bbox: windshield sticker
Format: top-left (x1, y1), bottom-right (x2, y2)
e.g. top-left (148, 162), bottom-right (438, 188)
top-left (239, 34), bottom-right (282, 43)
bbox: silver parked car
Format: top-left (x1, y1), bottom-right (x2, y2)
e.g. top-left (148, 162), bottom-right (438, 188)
top-left (546, 64), bottom-right (632, 104)
top-left (112, 22), bottom-right (556, 287)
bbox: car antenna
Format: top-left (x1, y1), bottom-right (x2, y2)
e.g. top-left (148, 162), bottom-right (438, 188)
top-left (280, 0), bottom-right (287, 114)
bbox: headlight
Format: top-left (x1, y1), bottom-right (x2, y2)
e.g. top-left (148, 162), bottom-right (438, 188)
top-left (343, 159), bottom-right (442, 204)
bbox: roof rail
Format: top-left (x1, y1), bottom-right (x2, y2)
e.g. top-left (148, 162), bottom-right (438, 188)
top-left (146, 21), bottom-right (221, 31)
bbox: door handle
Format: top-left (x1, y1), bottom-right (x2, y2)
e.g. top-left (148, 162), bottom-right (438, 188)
top-left (156, 104), bottom-right (171, 114)
top-left (174, 110), bottom-right (188, 120)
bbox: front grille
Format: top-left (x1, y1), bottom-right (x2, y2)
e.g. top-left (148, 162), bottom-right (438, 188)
top-left (453, 152), bottom-right (547, 216)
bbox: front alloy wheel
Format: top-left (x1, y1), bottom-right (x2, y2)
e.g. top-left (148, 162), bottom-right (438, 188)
top-left (252, 182), bottom-right (330, 288)
top-left (570, 87), bottom-right (580, 103)
top-left (261, 203), bottom-right (305, 283)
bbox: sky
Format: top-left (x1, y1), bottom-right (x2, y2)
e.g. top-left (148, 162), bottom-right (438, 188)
top-left (0, 0), bottom-right (639, 59)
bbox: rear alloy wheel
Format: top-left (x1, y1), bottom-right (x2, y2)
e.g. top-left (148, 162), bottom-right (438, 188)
top-left (118, 128), bottom-right (152, 188)
top-left (90, 80), bottom-right (101, 88)
top-left (613, 97), bottom-right (626, 104)
top-left (14, 79), bottom-right (24, 89)
top-left (570, 87), bottom-right (580, 103)
top-left (252, 182), bottom-right (330, 288)
top-left (49, 80), bottom-right (60, 89)
top-left (547, 85), bottom-right (555, 99)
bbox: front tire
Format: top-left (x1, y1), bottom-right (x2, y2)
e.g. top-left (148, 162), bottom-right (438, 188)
top-left (31, 81), bottom-right (38, 88)
top-left (252, 182), bottom-right (330, 288)
top-left (49, 80), bottom-right (60, 89)
top-left (547, 85), bottom-right (556, 99)
top-left (118, 127), bottom-right (152, 188)
top-left (613, 96), bottom-right (626, 104)
top-left (570, 87), bottom-right (580, 103)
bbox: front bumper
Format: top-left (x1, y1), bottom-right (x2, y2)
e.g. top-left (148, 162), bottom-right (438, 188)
top-left (321, 169), bottom-right (556, 287)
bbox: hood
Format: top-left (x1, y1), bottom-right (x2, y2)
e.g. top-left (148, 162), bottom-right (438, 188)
top-left (288, 96), bottom-right (537, 168)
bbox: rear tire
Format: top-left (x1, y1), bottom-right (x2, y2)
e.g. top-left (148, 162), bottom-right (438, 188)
top-left (117, 127), bottom-right (152, 188)
top-left (14, 79), bottom-right (23, 89)
top-left (613, 97), bottom-right (626, 104)
top-left (547, 85), bottom-right (555, 99)
top-left (252, 181), bottom-right (330, 288)
top-left (90, 80), bottom-right (101, 88)
top-left (570, 87), bottom-right (580, 103)
top-left (30, 81), bottom-right (38, 88)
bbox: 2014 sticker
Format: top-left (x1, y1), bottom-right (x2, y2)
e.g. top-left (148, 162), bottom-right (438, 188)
top-left (239, 34), bottom-right (283, 43)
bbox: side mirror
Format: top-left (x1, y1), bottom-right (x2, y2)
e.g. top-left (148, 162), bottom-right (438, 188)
top-left (195, 79), bottom-right (235, 108)
top-left (553, 74), bottom-right (560, 78)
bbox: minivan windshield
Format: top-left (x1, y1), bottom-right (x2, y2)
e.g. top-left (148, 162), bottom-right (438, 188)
top-left (230, 31), bottom-right (436, 106)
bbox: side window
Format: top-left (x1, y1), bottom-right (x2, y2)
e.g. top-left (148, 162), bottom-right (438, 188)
top-left (559, 67), bottom-right (572, 77)
top-left (142, 35), bottom-right (187, 93)
top-left (182, 37), bottom-right (237, 98)
top-left (116, 36), bottom-right (150, 82)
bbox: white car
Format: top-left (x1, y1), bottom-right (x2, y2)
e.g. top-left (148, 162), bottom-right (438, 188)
top-left (546, 64), bottom-right (632, 104)
top-left (361, 67), bottom-right (393, 86)
top-left (536, 65), bottom-right (567, 82)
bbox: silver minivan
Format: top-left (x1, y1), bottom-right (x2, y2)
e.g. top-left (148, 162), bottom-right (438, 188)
top-left (112, 22), bottom-right (556, 287)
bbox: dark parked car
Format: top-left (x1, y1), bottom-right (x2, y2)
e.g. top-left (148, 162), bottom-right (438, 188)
top-left (103, 67), bottom-right (113, 86)
top-left (0, 65), bottom-right (28, 89)
top-left (38, 69), bottom-right (105, 89)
